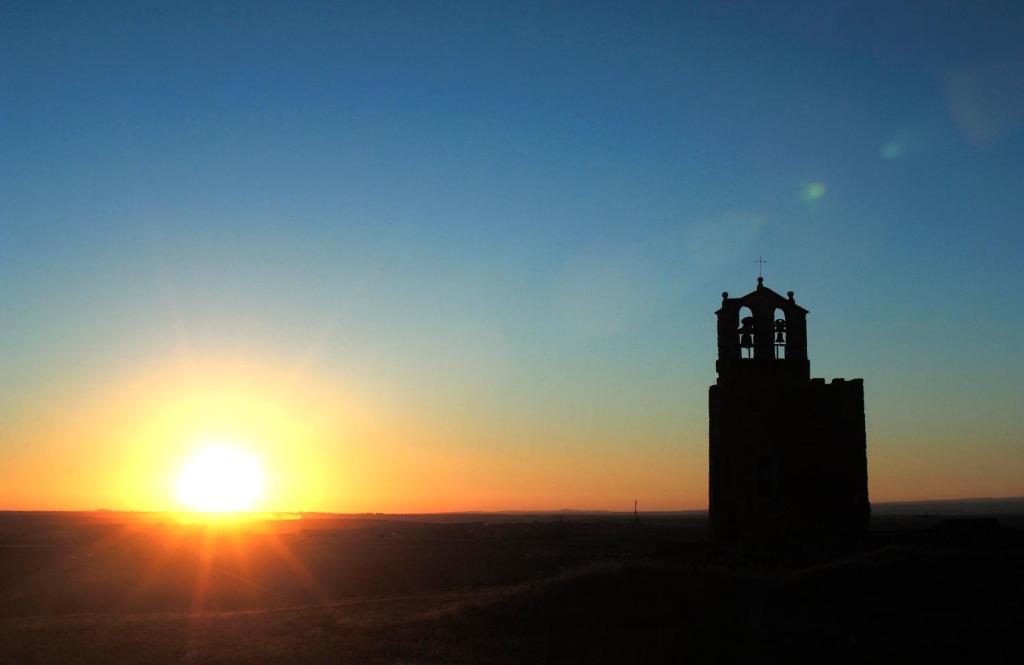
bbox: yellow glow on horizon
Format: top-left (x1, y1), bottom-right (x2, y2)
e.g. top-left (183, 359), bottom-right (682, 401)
top-left (31, 355), bottom-right (352, 513)
top-left (175, 444), bottom-right (265, 512)
top-left (0, 354), bottom-right (718, 513)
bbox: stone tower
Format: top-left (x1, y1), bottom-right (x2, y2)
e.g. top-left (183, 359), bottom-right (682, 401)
top-left (708, 277), bottom-right (869, 550)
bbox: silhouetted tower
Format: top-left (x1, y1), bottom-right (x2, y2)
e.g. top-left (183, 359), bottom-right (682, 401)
top-left (709, 277), bottom-right (869, 550)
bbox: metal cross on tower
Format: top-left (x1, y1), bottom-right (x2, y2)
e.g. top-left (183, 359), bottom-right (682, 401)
top-left (755, 256), bottom-right (767, 278)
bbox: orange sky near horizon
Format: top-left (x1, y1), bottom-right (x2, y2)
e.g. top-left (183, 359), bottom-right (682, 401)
top-left (2, 351), bottom-right (1021, 513)
top-left (0, 354), bottom-right (704, 513)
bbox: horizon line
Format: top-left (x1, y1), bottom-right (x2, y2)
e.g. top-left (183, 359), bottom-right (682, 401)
top-left (3, 495), bottom-right (1024, 516)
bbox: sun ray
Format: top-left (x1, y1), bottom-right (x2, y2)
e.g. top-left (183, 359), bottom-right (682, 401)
top-left (188, 524), bottom-right (219, 615)
top-left (123, 521), bottom-right (190, 611)
top-left (265, 531), bottom-right (329, 604)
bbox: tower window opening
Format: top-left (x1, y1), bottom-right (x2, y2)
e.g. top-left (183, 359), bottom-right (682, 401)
top-left (738, 307), bottom-right (755, 359)
top-left (773, 309), bottom-right (787, 359)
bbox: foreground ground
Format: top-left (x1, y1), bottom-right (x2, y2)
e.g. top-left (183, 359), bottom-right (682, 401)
top-left (1, 511), bottom-right (1021, 663)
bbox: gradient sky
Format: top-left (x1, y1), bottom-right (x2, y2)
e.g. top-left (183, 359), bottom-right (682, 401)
top-left (3, 1), bottom-right (1023, 511)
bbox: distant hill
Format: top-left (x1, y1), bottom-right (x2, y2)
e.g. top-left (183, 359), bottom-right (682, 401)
top-left (871, 496), bottom-right (1024, 515)
top-left (5, 497), bottom-right (1023, 521)
top-left (331, 497), bottom-right (1024, 520)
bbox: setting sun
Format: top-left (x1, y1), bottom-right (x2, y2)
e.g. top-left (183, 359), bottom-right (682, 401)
top-left (175, 444), bottom-right (265, 512)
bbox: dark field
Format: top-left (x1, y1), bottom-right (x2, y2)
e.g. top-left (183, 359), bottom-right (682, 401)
top-left (1, 509), bottom-right (1022, 664)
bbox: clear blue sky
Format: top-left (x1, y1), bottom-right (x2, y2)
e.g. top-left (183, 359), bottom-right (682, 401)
top-left (2, 1), bottom-right (1023, 509)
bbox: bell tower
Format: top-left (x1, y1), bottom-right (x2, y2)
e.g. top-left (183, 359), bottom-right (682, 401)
top-left (715, 276), bottom-right (809, 386)
top-left (708, 277), bottom-right (869, 552)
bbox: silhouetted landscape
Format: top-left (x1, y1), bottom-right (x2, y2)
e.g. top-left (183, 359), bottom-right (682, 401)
top-left (2, 504), bottom-right (1022, 664)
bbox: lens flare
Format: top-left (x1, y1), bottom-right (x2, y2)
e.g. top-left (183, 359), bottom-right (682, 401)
top-left (880, 141), bottom-right (905, 160)
top-left (800, 181), bottom-right (826, 202)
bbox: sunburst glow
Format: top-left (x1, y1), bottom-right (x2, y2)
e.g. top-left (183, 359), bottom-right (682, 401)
top-left (175, 444), bottom-right (265, 512)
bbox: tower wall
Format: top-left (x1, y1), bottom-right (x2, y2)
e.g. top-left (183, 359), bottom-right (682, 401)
top-left (708, 281), bottom-right (869, 552)
top-left (710, 377), bottom-right (869, 550)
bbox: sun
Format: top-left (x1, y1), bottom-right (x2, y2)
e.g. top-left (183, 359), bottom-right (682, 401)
top-left (175, 444), bottom-right (265, 512)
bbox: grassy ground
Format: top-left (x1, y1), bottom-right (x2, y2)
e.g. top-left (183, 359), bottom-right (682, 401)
top-left (2, 546), bottom-right (1021, 664)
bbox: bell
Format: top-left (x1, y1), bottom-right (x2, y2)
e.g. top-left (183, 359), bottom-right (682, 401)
top-left (775, 331), bottom-right (785, 343)
top-left (741, 333), bottom-right (753, 348)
